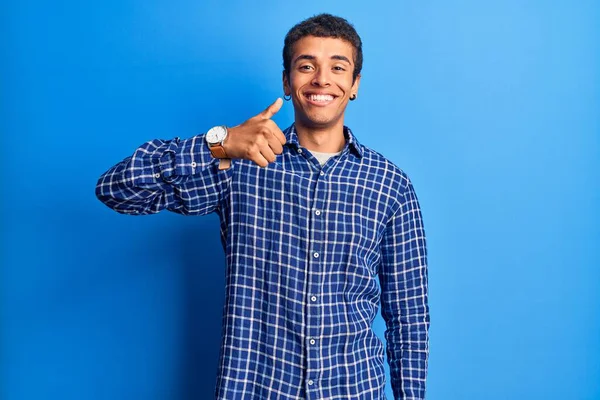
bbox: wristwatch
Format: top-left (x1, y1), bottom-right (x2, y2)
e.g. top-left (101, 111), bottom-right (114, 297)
top-left (206, 125), bottom-right (229, 159)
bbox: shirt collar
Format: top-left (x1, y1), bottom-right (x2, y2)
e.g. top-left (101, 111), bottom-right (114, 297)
top-left (283, 124), bottom-right (364, 158)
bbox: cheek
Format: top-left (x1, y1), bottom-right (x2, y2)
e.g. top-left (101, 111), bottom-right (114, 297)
top-left (292, 79), bottom-right (310, 92)
top-left (289, 72), bottom-right (305, 86)
top-left (345, 78), bottom-right (356, 90)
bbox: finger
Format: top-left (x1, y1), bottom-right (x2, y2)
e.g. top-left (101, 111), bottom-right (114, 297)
top-left (265, 132), bottom-right (284, 155)
top-left (250, 150), bottom-right (269, 168)
top-left (266, 119), bottom-right (287, 146)
top-left (260, 98), bottom-right (283, 120)
top-left (260, 145), bottom-right (277, 164)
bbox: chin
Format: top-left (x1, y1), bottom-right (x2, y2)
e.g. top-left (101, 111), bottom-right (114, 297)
top-left (302, 116), bottom-right (335, 128)
top-left (308, 115), bottom-right (333, 124)
top-left (305, 110), bottom-right (338, 125)
top-left (294, 105), bottom-right (343, 128)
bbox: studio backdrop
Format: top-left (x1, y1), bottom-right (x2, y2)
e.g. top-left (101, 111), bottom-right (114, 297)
top-left (1, 1), bottom-right (599, 399)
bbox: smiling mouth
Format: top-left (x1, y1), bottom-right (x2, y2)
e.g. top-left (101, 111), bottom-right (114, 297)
top-left (304, 93), bottom-right (337, 105)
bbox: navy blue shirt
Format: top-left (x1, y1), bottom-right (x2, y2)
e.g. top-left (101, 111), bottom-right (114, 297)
top-left (96, 124), bottom-right (430, 399)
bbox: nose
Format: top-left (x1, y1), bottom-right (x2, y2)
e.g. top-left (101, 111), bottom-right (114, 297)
top-left (311, 68), bottom-right (330, 87)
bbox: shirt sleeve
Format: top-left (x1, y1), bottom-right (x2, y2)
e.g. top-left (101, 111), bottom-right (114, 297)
top-left (379, 177), bottom-right (430, 400)
top-left (95, 134), bottom-right (232, 215)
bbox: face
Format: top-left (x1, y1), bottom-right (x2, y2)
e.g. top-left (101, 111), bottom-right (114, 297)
top-left (283, 36), bottom-right (360, 130)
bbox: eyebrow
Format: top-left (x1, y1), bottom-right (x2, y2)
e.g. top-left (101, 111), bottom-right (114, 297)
top-left (293, 54), bottom-right (352, 65)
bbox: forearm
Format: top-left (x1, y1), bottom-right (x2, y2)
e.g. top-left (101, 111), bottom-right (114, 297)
top-left (96, 134), bottom-right (230, 215)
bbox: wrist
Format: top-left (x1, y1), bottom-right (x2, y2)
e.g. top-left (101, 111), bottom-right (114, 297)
top-left (221, 127), bottom-right (234, 155)
top-left (206, 125), bottom-right (229, 159)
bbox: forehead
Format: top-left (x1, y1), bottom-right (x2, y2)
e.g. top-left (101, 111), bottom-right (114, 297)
top-left (291, 35), bottom-right (355, 62)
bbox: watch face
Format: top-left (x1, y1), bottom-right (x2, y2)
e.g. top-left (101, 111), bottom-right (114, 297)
top-left (206, 126), bottom-right (226, 144)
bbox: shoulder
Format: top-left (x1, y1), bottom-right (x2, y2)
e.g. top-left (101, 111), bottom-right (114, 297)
top-left (356, 145), bottom-right (425, 226)
top-left (357, 144), bottom-right (414, 197)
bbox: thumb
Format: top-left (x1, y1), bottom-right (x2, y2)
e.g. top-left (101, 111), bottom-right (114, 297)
top-left (260, 98), bottom-right (283, 119)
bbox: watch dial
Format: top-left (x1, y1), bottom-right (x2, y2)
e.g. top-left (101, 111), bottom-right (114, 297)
top-left (215, 127), bottom-right (225, 141)
top-left (207, 126), bottom-right (226, 143)
top-left (207, 127), bottom-right (225, 143)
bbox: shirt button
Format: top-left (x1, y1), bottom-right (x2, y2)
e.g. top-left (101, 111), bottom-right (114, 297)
top-left (298, 148), bottom-right (303, 154)
top-left (313, 252), bottom-right (319, 258)
top-left (309, 338), bottom-right (316, 345)
top-left (314, 210), bottom-right (321, 216)
top-left (308, 380), bottom-right (314, 386)
top-left (319, 171), bottom-right (325, 176)
top-left (310, 295), bottom-right (317, 302)
top-left (191, 161), bottom-right (197, 167)
top-left (154, 173), bottom-right (160, 178)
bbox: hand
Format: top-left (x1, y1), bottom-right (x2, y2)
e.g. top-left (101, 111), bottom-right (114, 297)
top-left (223, 98), bottom-right (287, 167)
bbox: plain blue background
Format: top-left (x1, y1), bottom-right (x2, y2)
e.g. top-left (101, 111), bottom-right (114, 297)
top-left (1, 1), bottom-right (599, 399)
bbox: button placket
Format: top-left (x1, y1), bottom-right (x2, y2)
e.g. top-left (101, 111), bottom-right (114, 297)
top-left (306, 167), bottom-right (329, 396)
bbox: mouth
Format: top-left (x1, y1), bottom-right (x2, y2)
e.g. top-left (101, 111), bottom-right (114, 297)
top-left (303, 92), bottom-right (337, 106)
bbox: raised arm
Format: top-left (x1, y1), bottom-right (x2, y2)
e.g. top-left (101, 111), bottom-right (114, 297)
top-left (96, 98), bottom-right (287, 216)
top-left (379, 177), bottom-right (430, 400)
top-left (96, 134), bottom-right (231, 215)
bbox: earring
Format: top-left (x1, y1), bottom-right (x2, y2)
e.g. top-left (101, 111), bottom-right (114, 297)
top-left (349, 94), bottom-right (357, 101)
top-left (284, 94), bottom-right (291, 101)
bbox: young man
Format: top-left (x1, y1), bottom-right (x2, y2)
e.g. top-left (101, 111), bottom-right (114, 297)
top-left (97, 14), bottom-right (429, 400)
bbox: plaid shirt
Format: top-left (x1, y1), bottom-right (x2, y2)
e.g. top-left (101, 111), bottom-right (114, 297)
top-left (96, 124), bottom-right (430, 400)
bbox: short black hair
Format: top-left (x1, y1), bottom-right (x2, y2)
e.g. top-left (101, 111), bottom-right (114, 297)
top-left (283, 14), bottom-right (363, 82)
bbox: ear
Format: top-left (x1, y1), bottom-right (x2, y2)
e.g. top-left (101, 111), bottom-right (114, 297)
top-left (282, 71), bottom-right (291, 96)
top-left (351, 74), bottom-right (361, 96)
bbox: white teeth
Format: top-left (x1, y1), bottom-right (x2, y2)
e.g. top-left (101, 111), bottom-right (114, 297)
top-left (308, 94), bottom-right (334, 102)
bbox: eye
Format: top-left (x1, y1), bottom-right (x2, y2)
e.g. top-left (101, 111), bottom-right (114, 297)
top-left (333, 66), bottom-right (346, 72)
top-left (299, 65), bottom-right (313, 71)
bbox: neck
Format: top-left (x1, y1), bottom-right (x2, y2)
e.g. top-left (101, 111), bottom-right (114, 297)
top-left (294, 119), bottom-right (346, 153)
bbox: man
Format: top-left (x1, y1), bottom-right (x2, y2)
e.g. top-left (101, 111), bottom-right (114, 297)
top-left (97, 13), bottom-right (429, 400)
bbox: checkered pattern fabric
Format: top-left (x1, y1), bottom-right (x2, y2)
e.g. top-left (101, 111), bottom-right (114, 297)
top-left (96, 124), bottom-right (429, 400)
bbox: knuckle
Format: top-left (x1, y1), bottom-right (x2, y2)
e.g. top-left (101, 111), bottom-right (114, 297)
top-left (260, 124), bottom-right (270, 135)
